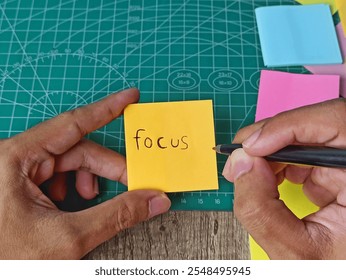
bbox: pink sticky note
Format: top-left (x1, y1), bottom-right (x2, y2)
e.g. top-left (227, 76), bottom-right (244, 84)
top-left (305, 23), bottom-right (346, 97)
top-left (256, 70), bottom-right (340, 121)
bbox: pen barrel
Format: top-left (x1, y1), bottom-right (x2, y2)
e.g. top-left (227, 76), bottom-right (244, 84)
top-left (218, 144), bottom-right (242, 154)
top-left (266, 146), bottom-right (346, 168)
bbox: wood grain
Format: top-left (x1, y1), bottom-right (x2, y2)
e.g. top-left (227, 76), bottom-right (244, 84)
top-left (84, 211), bottom-right (249, 260)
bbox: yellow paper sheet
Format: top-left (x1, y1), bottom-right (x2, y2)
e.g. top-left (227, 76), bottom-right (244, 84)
top-left (251, 180), bottom-right (319, 259)
top-left (336, 0), bottom-right (346, 37)
top-left (124, 100), bottom-right (218, 192)
top-left (295, 0), bottom-right (337, 14)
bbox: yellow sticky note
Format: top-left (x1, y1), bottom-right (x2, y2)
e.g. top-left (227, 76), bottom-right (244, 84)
top-left (124, 100), bottom-right (218, 193)
top-left (250, 180), bottom-right (319, 259)
top-left (336, 0), bottom-right (346, 37)
top-left (295, 0), bottom-right (337, 14)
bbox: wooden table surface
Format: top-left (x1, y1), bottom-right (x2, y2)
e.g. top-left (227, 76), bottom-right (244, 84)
top-left (85, 211), bottom-right (249, 260)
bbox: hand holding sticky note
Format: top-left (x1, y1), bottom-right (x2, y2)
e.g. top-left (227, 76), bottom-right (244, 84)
top-left (124, 100), bottom-right (218, 193)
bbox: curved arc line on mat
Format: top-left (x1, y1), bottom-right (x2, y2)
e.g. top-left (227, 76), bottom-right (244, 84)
top-left (0, 5), bottom-right (58, 115)
top-left (1, 1), bottom-right (259, 85)
top-left (0, 51), bottom-right (129, 122)
top-left (1, 0), bottom-right (128, 55)
top-left (1, 72), bottom-right (57, 117)
top-left (125, 2), bottom-right (241, 80)
top-left (138, 26), bottom-right (258, 83)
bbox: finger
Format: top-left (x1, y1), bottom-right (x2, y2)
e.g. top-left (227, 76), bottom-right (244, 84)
top-left (267, 164), bottom-right (334, 208)
top-left (65, 190), bottom-right (171, 257)
top-left (276, 170), bottom-right (285, 186)
top-left (302, 177), bottom-right (335, 207)
top-left (230, 149), bottom-right (312, 259)
top-left (284, 165), bottom-right (312, 184)
top-left (75, 170), bottom-right (98, 200)
top-left (45, 170), bottom-right (99, 201)
top-left (242, 99), bottom-right (346, 156)
top-left (223, 152), bottom-right (285, 182)
top-left (233, 120), bottom-right (266, 143)
top-left (306, 167), bottom-right (346, 206)
top-left (32, 157), bottom-right (55, 185)
top-left (15, 88), bottom-right (139, 155)
top-left (55, 139), bottom-right (127, 185)
top-left (48, 173), bottom-right (67, 201)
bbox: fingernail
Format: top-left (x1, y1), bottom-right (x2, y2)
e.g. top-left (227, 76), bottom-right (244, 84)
top-left (93, 176), bottom-right (99, 195)
top-left (222, 156), bottom-right (232, 178)
top-left (242, 128), bottom-right (262, 149)
top-left (229, 149), bottom-right (254, 181)
top-left (148, 194), bottom-right (171, 218)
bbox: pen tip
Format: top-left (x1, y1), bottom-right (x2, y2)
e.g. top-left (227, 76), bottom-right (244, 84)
top-left (212, 147), bottom-right (216, 151)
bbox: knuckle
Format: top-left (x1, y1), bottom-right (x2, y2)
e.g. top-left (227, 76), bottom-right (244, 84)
top-left (105, 103), bottom-right (117, 119)
top-left (79, 146), bottom-right (91, 170)
top-left (118, 165), bottom-right (127, 184)
top-left (234, 195), bottom-right (273, 234)
top-left (63, 109), bottom-right (87, 138)
top-left (111, 199), bottom-right (139, 233)
top-left (234, 191), bottom-right (254, 223)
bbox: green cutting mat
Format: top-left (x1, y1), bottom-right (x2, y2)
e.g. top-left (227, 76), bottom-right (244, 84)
top-left (0, 0), bottom-right (306, 211)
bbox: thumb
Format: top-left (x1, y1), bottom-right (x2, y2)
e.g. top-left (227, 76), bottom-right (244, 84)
top-left (226, 149), bottom-right (310, 259)
top-left (67, 190), bottom-right (171, 257)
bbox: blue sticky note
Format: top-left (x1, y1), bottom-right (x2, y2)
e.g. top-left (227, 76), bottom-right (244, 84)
top-left (255, 4), bottom-right (342, 67)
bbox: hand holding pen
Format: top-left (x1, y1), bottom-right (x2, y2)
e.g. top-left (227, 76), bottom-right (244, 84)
top-left (222, 99), bottom-right (346, 259)
top-left (214, 143), bottom-right (346, 168)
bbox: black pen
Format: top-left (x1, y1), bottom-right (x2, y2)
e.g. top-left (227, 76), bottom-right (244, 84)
top-left (213, 144), bottom-right (346, 168)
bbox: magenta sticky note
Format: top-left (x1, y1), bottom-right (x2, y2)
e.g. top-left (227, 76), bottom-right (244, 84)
top-left (256, 70), bottom-right (340, 121)
top-left (305, 23), bottom-right (346, 97)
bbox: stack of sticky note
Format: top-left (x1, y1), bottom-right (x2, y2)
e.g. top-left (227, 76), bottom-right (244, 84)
top-left (302, 1), bottom-right (346, 97)
top-left (306, 23), bottom-right (346, 97)
top-left (336, 0), bottom-right (346, 37)
top-left (295, 0), bottom-right (337, 14)
top-left (256, 70), bottom-right (340, 121)
top-left (256, 4), bottom-right (342, 67)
